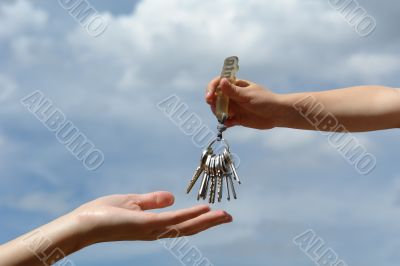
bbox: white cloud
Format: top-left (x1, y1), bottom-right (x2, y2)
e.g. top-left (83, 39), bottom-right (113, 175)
top-left (0, 74), bottom-right (17, 102)
top-left (2, 191), bottom-right (73, 215)
top-left (226, 127), bottom-right (261, 143)
top-left (66, 0), bottom-right (347, 93)
top-left (0, 0), bottom-right (48, 38)
top-left (10, 35), bottom-right (52, 65)
top-left (49, 0), bottom-right (399, 136)
top-left (346, 53), bottom-right (400, 83)
top-left (61, 0), bottom-right (400, 128)
top-left (263, 128), bottom-right (316, 150)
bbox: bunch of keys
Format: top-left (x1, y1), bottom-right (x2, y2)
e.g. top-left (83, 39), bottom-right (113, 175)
top-left (186, 56), bottom-right (241, 203)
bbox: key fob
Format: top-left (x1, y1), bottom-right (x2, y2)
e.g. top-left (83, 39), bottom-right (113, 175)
top-left (216, 56), bottom-right (239, 123)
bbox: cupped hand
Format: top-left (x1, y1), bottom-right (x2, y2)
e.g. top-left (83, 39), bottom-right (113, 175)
top-left (71, 191), bottom-right (232, 247)
top-left (205, 77), bottom-right (283, 129)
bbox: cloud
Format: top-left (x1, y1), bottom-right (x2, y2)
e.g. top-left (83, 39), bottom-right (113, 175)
top-left (263, 128), bottom-right (316, 150)
top-left (61, 0), bottom-right (400, 127)
top-left (0, 74), bottom-right (17, 102)
top-left (10, 35), bottom-right (53, 66)
top-left (345, 52), bottom-right (400, 83)
top-left (0, 0), bottom-right (48, 38)
top-left (1, 0), bottom-right (400, 265)
top-left (3, 191), bottom-right (73, 215)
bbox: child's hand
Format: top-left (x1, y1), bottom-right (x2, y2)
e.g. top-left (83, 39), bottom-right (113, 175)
top-left (205, 77), bottom-right (284, 129)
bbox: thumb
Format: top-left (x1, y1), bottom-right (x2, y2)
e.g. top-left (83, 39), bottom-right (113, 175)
top-left (219, 78), bottom-right (247, 102)
top-left (135, 191), bottom-right (175, 210)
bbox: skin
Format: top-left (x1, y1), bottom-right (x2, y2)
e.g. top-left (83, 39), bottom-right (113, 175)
top-left (0, 191), bottom-right (232, 266)
top-left (206, 77), bottom-right (400, 132)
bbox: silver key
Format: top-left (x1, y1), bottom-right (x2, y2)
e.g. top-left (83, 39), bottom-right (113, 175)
top-left (208, 156), bottom-right (216, 204)
top-left (225, 172), bottom-right (231, 201)
top-left (224, 149), bottom-right (241, 184)
top-left (220, 154), bottom-right (231, 201)
top-left (202, 155), bottom-right (213, 200)
top-left (216, 155), bottom-right (224, 202)
top-left (197, 154), bottom-right (212, 200)
top-left (222, 153), bottom-right (237, 199)
top-left (187, 149), bottom-right (210, 194)
top-left (197, 172), bottom-right (207, 201)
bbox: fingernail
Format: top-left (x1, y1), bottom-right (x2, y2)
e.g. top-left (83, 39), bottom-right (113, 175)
top-left (224, 216), bottom-right (233, 222)
top-left (218, 211), bottom-right (232, 222)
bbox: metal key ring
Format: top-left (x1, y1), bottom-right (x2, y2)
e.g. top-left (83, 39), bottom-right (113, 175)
top-left (206, 137), bottom-right (230, 152)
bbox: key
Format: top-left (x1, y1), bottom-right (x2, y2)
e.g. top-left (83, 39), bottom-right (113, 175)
top-left (197, 172), bottom-right (207, 201)
top-left (225, 172), bottom-right (231, 201)
top-left (187, 149), bottom-right (210, 194)
top-left (211, 156), bottom-right (218, 204)
top-left (228, 173), bottom-right (237, 200)
top-left (197, 154), bottom-right (212, 200)
top-left (219, 153), bottom-right (231, 201)
top-left (208, 156), bottom-right (216, 204)
top-left (212, 164), bottom-right (218, 203)
top-left (222, 154), bottom-right (237, 199)
top-left (202, 155), bottom-right (212, 200)
top-left (216, 155), bottom-right (224, 202)
top-left (213, 156), bottom-right (219, 204)
top-left (224, 149), bottom-right (241, 184)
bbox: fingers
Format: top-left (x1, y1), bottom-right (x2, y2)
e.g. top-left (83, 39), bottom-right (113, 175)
top-left (134, 191), bottom-right (175, 211)
top-left (205, 77), bottom-right (251, 124)
top-left (149, 204), bottom-right (211, 227)
top-left (220, 78), bottom-right (249, 103)
top-left (205, 77), bottom-right (248, 103)
top-left (235, 79), bottom-right (251, 88)
top-left (173, 210), bottom-right (232, 236)
top-left (205, 76), bottom-right (220, 105)
top-left (224, 117), bottom-right (239, 127)
top-left (157, 210), bottom-right (232, 238)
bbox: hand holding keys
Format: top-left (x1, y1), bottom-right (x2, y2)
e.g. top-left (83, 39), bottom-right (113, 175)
top-left (186, 56), bottom-right (242, 203)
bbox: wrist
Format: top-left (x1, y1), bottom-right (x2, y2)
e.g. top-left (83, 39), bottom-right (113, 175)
top-left (50, 213), bottom-right (86, 255)
top-left (268, 92), bottom-right (293, 128)
top-left (65, 211), bottom-right (96, 251)
top-left (67, 213), bottom-right (90, 253)
top-left (275, 93), bottom-right (312, 129)
top-left (35, 212), bottom-right (89, 257)
top-left (12, 213), bottom-right (85, 265)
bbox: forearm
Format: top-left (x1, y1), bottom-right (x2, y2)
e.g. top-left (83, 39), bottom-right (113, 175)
top-left (0, 214), bottom-right (82, 266)
top-left (277, 86), bottom-right (400, 132)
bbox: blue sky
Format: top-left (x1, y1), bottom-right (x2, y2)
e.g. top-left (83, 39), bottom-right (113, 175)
top-left (1, 0), bottom-right (400, 265)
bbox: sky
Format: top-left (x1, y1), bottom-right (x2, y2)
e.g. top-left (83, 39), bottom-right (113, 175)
top-left (1, 0), bottom-right (400, 265)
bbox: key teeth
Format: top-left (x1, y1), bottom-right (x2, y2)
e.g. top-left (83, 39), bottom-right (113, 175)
top-left (186, 185), bottom-right (193, 194)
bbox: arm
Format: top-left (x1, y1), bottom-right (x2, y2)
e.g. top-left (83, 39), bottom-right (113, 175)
top-left (0, 191), bottom-right (232, 266)
top-left (206, 77), bottom-right (400, 132)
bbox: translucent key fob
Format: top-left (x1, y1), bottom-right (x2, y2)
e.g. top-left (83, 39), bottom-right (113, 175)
top-left (216, 56), bottom-right (239, 123)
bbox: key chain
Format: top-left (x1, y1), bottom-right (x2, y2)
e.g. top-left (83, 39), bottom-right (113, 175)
top-left (186, 56), bottom-right (242, 203)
